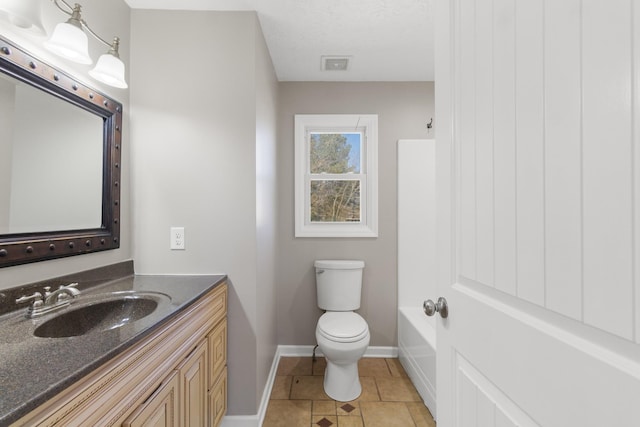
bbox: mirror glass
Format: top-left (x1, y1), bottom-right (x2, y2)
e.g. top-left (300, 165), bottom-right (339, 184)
top-left (0, 36), bottom-right (122, 268)
top-left (0, 73), bottom-right (103, 233)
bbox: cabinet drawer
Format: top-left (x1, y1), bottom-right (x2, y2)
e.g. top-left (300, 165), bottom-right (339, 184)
top-left (207, 318), bottom-right (227, 389)
top-left (123, 370), bottom-right (179, 427)
top-left (208, 368), bottom-right (227, 427)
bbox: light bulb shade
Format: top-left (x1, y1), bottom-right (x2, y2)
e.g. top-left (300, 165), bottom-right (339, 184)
top-left (44, 22), bottom-right (92, 65)
top-left (0, 0), bottom-right (45, 34)
top-left (89, 52), bottom-right (127, 89)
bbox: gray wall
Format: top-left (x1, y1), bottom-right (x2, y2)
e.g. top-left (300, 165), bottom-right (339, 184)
top-left (0, 0), bottom-right (131, 290)
top-left (276, 82), bottom-right (435, 347)
top-left (255, 22), bottom-right (279, 412)
top-left (129, 10), bottom-right (278, 416)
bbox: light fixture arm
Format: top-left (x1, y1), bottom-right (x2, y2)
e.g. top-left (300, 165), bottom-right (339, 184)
top-left (50, 0), bottom-right (74, 15)
top-left (50, 0), bottom-right (114, 50)
top-left (78, 16), bottom-right (113, 50)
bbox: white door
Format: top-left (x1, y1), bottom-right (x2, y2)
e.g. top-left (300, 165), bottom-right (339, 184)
top-left (434, 0), bottom-right (640, 426)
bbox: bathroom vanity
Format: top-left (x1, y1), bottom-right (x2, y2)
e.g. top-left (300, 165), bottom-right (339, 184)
top-left (0, 27), bottom-right (227, 427)
top-left (0, 30), bottom-right (228, 427)
top-left (0, 264), bottom-right (227, 426)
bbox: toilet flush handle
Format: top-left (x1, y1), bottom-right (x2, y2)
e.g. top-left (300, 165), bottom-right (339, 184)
top-left (316, 269), bottom-right (325, 274)
top-left (423, 297), bottom-right (448, 318)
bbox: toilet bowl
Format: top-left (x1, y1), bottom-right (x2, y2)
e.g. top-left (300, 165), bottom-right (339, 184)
top-left (316, 311), bottom-right (370, 401)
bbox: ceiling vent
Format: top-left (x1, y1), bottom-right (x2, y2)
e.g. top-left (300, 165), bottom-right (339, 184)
top-left (322, 56), bottom-right (351, 71)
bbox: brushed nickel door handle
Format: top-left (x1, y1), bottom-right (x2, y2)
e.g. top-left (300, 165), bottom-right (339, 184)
top-left (423, 297), bottom-right (448, 318)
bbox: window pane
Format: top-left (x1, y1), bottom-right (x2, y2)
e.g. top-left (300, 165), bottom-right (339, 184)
top-left (310, 180), bottom-right (361, 222)
top-left (310, 133), bottom-right (361, 174)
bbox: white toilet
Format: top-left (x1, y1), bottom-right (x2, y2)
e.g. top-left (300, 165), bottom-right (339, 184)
top-left (314, 259), bottom-right (370, 402)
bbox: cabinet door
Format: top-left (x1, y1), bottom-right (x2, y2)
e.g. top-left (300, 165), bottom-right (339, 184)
top-left (122, 371), bottom-right (179, 427)
top-left (207, 319), bottom-right (227, 389)
top-left (179, 340), bottom-right (208, 427)
top-left (208, 367), bottom-right (227, 427)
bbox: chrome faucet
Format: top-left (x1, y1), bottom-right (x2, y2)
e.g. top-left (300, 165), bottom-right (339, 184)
top-left (44, 283), bottom-right (81, 305)
top-left (16, 283), bottom-right (81, 318)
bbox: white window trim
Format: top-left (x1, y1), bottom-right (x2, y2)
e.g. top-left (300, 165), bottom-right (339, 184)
top-left (294, 114), bottom-right (378, 238)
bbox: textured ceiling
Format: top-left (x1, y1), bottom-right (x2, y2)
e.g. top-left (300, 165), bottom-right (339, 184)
top-left (123, 0), bottom-right (434, 82)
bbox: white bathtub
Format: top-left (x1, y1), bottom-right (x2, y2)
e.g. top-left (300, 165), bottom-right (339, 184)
top-left (398, 306), bottom-right (436, 418)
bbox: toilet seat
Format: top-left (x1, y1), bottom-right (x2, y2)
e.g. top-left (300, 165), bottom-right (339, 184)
top-left (317, 312), bottom-right (369, 343)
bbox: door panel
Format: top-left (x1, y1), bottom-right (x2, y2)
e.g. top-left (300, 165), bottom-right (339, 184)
top-left (492, 0), bottom-right (517, 297)
top-left (514, 0), bottom-right (544, 307)
top-left (473, 0), bottom-right (495, 287)
top-left (581, 0), bottom-right (634, 339)
top-left (446, 280), bottom-right (640, 426)
top-left (435, 0), bottom-right (640, 425)
top-left (543, 0), bottom-right (583, 321)
top-left (457, 353), bottom-right (534, 427)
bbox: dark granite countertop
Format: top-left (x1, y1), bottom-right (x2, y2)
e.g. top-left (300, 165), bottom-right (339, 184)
top-left (0, 271), bottom-right (226, 426)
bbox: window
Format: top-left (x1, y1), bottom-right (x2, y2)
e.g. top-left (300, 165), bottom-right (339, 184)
top-left (295, 114), bottom-right (378, 237)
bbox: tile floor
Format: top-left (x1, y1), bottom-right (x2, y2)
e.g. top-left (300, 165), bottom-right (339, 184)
top-left (263, 356), bottom-right (436, 427)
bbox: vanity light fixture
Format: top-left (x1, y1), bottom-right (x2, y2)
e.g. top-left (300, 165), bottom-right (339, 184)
top-left (45, 0), bottom-right (128, 88)
top-left (44, 3), bottom-right (91, 64)
top-left (0, 0), bottom-right (45, 34)
top-left (88, 37), bottom-right (126, 88)
top-left (0, 0), bottom-right (127, 88)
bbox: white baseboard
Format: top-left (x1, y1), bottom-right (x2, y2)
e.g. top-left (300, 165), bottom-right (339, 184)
top-left (220, 415), bottom-right (259, 427)
top-left (277, 344), bottom-right (319, 357)
top-left (221, 344), bottom-right (398, 427)
top-left (277, 344), bottom-right (398, 358)
top-left (364, 346), bottom-right (399, 358)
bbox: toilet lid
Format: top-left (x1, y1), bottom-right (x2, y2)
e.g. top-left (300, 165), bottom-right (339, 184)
top-left (317, 312), bottom-right (369, 343)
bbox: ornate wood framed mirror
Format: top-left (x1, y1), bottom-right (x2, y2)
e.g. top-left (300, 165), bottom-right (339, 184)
top-left (0, 36), bottom-right (122, 267)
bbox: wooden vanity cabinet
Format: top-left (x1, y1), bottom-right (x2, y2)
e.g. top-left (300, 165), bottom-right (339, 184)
top-left (13, 282), bottom-right (227, 427)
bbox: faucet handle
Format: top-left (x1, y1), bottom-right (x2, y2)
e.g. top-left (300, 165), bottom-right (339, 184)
top-left (55, 283), bottom-right (81, 302)
top-left (16, 292), bottom-right (44, 307)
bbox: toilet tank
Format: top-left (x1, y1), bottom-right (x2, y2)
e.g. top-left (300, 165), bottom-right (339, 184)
top-left (315, 260), bottom-right (365, 311)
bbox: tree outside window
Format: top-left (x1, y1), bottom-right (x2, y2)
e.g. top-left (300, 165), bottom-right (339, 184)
top-left (309, 132), bottom-right (361, 223)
